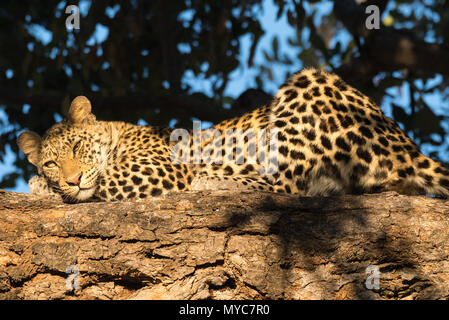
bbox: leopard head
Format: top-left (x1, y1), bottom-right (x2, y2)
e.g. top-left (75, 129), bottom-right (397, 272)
top-left (17, 96), bottom-right (111, 202)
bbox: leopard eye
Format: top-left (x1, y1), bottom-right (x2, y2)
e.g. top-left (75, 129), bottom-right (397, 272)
top-left (44, 161), bottom-right (57, 168)
top-left (73, 140), bottom-right (82, 153)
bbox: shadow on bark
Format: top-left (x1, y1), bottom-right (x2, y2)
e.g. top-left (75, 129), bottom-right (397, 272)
top-left (0, 189), bottom-right (448, 300)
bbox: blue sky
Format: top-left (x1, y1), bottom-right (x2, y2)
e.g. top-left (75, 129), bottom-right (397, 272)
top-left (1, 0), bottom-right (448, 193)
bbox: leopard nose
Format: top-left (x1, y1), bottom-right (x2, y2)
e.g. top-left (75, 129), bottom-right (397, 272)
top-left (66, 173), bottom-right (82, 186)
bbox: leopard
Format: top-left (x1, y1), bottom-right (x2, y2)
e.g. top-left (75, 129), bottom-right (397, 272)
top-left (17, 68), bottom-right (449, 202)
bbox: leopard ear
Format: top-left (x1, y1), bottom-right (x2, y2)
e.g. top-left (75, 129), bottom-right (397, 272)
top-left (68, 96), bottom-right (96, 124)
top-left (17, 131), bottom-right (41, 166)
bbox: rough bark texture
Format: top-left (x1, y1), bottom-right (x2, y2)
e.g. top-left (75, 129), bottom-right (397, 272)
top-left (0, 189), bottom-right (448, 300)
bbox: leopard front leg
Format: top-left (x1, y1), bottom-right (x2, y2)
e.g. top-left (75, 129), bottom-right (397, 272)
top-left (191, 174), bottom-right (275, 192)
top-left (28, 175), bottom-right (63, 200)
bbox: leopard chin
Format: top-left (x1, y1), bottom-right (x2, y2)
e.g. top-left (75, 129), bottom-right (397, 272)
top-left (60, 185), bottom-right (97, 202)
top-left (76, 187), bottom-right (97, 201)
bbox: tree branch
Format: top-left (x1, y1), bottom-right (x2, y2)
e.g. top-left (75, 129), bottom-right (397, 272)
top-left (1, 189), bottom-right (448, 299)
top-left (333, 0), bottom-right (449, 84)
top-left (0, 87), bottom-right (263, 125)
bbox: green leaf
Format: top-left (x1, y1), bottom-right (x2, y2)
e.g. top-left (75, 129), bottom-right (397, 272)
top-left (392, 103), bottom-right (411, 131)
top-left (310, 32), bottom-right (327, 55)
top-left (377, 76), bottom-right (404, 91)
top-left (272, 36), bottom-right (279, 61)
top-left (413, 101), bottom-right (444, 136)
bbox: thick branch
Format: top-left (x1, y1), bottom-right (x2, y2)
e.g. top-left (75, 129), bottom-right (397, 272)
top-left (333, 0), bottom-right (449, 82)
top-left (1, 190), bottom-right (448, 300)
top-left (0, 86), bottom-right (272, 126)
top-left (0, 87), bottom-right (236, 124)
top-left (334, 0), bottom-right (389, 37)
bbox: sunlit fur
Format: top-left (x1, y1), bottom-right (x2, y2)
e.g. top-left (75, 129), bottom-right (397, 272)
top-left (17, 68), bottom-right (449, 202)
top-left (27, 121), bottom-right (113, 202)
top-left (18, 96), bottom-right (194, 202)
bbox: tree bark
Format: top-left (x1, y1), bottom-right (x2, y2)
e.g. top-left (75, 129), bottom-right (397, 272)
top-left (0, 189), bottom-right (448, 300)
